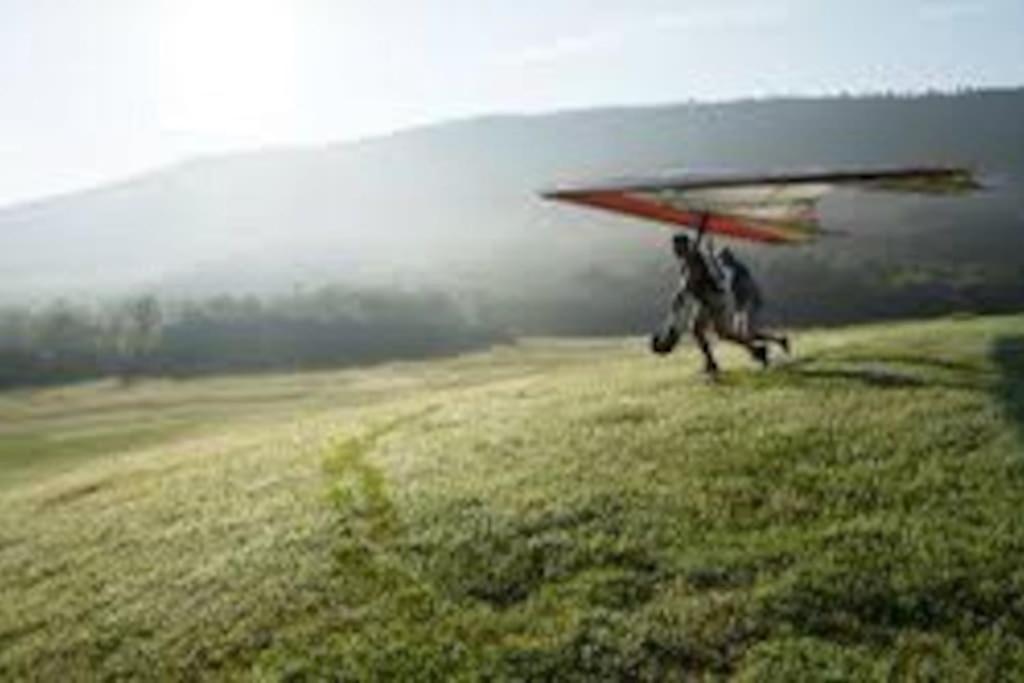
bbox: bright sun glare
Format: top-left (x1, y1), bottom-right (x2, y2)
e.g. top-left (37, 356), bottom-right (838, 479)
top-left (158, 0), bottom-right (298, 145)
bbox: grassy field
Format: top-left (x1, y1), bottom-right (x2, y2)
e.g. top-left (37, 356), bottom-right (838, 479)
top-left (1, 314), bottom-right (1023, 681)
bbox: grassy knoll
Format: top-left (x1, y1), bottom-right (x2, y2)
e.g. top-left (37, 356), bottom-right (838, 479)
top-left (1, 315), bottom-right (1023, 680)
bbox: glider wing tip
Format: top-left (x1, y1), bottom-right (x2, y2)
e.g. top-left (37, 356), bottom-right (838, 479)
top-left (541, 188), bottom-right (588, 201)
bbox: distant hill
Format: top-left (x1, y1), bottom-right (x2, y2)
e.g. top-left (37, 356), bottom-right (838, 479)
top-left (1, 88), bottom-right (1022, 329)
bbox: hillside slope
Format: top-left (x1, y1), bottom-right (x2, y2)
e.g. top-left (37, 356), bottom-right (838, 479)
top-left (1, 315), bottom-right (1023, 679)
top-left (1, 89), bottom-right (1022, 328)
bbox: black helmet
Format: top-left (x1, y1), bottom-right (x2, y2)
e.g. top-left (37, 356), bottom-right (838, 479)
top-left (671, 233), bottom-right (690, 256)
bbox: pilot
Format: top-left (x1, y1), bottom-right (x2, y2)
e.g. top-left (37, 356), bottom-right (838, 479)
top-left (718, 247), bottom-right (790, 355)
top-left (653, 232), bottom-right (768, 376)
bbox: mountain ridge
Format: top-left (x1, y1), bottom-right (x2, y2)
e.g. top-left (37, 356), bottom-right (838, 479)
top-left (1, 88), bottom-right (1022, 326)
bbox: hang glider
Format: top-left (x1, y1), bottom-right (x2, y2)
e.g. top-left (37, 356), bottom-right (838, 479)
top-left (542, 166), bottom-right (981, 244)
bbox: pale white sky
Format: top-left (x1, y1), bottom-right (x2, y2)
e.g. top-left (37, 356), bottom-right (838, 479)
top-left (1, 0), bottom-right (1022, 207)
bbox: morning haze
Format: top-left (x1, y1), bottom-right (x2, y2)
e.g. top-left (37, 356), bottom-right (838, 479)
top-left (2, 0), bottom-right (1022, 206)
top-left (2, 2), bottom-right (1024, 679)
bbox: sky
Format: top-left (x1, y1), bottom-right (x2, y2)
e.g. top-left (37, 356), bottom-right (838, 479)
top-left (1, 0), bottom-right (1022, 207)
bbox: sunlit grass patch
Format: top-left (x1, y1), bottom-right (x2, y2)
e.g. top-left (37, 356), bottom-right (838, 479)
top-left (2, 315), bottom-right (1024, 679)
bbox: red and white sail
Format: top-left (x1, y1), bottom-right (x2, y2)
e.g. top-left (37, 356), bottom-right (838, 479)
top-left (542, 166), bottom-right (980, 244)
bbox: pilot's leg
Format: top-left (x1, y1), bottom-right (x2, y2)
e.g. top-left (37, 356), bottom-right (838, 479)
top-left (711, 296), bottom-right (768, 367)
top-left (691, 305), bottom-right (719, 374)
top-left (747, 305), bottom-right (790, 354)
top-left (734, 307), bottom-right (751, 339)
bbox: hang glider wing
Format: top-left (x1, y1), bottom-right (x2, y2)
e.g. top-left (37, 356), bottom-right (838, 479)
top-left (542, 166), bottom-right (981, 244)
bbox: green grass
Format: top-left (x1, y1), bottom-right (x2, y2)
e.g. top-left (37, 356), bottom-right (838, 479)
top-left (1, 315), bottom-right (1023, 680)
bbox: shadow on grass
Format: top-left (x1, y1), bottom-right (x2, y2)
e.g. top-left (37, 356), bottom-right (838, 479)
top-left (788, 367), bottom-right (934, 389)
top-left (992, 335), bottom-right (1024, 444)
top-left (768, 334), bottom-right (1024, 444)
top-left (822, 353), bottom-right (989, 375)
top-left (775, 352), bottom-right (992, 393)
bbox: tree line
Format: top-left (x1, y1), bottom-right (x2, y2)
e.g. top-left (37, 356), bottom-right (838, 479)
top-left (2, 249), bottom-right (1023, 390)
top-left (0, 287), bottom-right (506, 389)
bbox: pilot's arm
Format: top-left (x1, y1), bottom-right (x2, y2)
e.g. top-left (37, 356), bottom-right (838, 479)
top-left (651, 270), bottom-right (692, 355)
top-left (666, 272), bottom-right (693, 327)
